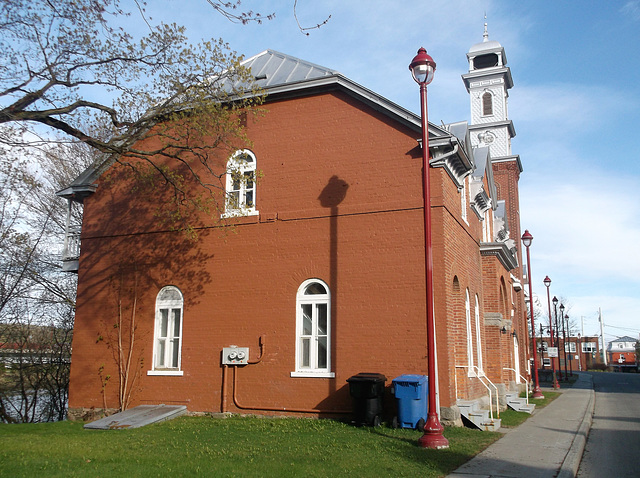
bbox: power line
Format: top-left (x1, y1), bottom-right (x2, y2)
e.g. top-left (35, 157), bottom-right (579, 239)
top-left (605, 324), bottom-right (640, 333)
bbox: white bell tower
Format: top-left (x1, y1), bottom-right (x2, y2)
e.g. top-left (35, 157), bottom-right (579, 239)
top-left (462, 23), bottom-right (516, 161)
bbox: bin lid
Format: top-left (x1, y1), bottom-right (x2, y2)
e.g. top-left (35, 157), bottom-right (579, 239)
top-left (346, 372), bottom-right (387, 383)
top-left (392, 374), bottom-right (427, 385)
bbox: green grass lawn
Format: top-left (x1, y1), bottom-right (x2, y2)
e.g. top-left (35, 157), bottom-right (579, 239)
top-left (500, 391), bottom-right (560, 428)
top-left (0, 416), bottom-right (501, 477)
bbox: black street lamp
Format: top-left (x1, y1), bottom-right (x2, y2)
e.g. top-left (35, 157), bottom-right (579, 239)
top-left (553, 296), bottom-right (564, 381)
top-left (560, 303), bottom-right (568, 381)
top-left (409, 47), bottom-right (449, 450)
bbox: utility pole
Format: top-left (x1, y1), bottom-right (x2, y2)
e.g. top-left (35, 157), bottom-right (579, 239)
top-left (580, 316), bottom-right (585, 372)
top-left (599, 307), bottom-right (608, 366)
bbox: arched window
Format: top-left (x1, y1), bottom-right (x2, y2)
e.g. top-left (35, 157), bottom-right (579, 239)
top-left (482, 91), bottom-right (493, 116)
top-left (224, 149), bottom-right (258, 217)
top-left (475, 295), bottom-right (484, 375)
top-left (150, 286), bottom-right (184, 375)
top-left (292, 279), bottom-right (333, 377)
top-left (465, 289), bottom-right (475, 376)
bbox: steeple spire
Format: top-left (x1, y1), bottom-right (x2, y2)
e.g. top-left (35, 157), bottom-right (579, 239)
top-left (483, 13), bottom-right (489, 42)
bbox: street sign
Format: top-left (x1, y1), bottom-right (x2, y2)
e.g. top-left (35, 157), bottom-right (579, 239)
top-left (548, 347), bottom-right (559, 358)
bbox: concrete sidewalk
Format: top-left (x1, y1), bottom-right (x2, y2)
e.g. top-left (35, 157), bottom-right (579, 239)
top-left (447, 372), bottom-right (595, 478)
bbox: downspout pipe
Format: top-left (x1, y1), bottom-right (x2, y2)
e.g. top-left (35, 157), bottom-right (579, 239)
top-left (223, 335), bottom-right (350, 415)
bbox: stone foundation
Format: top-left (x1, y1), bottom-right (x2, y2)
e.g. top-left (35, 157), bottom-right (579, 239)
top-left (68, 407), bottom-right (119, 422)
top-left (440, 405), bottom-right (463, 427)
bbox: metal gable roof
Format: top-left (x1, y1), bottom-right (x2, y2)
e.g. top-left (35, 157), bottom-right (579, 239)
top-left (58, 49), bottom-right (455, 199)
top-left (240, 49), bottom-right (340, 88)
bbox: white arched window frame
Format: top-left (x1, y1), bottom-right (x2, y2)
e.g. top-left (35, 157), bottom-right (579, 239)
top-left (292, 279), bottom-right (334, 378)
top-left (465, 289), bottom-right (475, 377)
top-left (475, 295), bottom-right (484, 376)
top-left (148, 286), bottom-right (184, 376)
top-left (223, 149), bottom-right (258, 217)
top-left (482, 90), bottom-right (493, 116)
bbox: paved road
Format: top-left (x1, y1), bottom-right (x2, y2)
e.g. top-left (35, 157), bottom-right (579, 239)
top-left (577, 371), bottom-right (640, 477)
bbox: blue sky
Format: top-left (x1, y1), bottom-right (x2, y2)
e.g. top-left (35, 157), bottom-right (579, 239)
top-left (140, 0), bottom-right (640, 346)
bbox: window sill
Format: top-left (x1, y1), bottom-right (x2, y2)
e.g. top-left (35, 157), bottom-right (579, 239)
top-left (290, 371), bottom-right (335, 378)
top-left (147, 370), bottom-right (184, 376)
top-left (221, 209), bottom-right (259, 219)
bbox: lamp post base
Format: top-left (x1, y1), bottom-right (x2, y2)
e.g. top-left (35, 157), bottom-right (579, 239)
top-left (532, 387), bottom-right (545, 399)
top-left (418, 415), bottom-right (449, 449)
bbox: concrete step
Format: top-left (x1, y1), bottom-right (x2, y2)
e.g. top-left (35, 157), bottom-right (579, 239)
top-left (505, 394), bottom-right (536, 414)
top-left (480, 418), bottom-right (501, 432)
top-left (458, 399), bottom-right (500, 432)
top-left (518, 403), bottom-right (536, 414)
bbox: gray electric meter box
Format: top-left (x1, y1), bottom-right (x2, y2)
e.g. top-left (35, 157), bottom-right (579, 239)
top-left (222, 346), bottom-right (250, 365)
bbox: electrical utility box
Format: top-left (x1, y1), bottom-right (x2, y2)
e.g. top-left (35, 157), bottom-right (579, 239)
top-left (222, 346), bottom-right (250, 365)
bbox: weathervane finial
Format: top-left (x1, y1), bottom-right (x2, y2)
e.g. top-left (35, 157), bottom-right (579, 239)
top-left (483, 12), bottom-right (489, 42)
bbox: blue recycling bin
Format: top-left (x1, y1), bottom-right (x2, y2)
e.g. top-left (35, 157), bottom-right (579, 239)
top-left (392, 374), bottom-right (428, 430)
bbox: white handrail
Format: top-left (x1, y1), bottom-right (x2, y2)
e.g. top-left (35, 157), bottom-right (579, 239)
top-left (473, 366), bottom-right (499, 419)
top-left (503, 367), bottom-right (530, 405)
top-left (456, 365), bottom-right (497, 421)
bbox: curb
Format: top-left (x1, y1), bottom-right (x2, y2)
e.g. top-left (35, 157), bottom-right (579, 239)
top-left (557, 377), bottom-right (595, 478)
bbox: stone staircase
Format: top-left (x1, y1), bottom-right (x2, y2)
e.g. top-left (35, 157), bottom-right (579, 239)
top-left (457, 400), bottom-right (501, 431)
top-left (505, 392), bottom-right (536, 414)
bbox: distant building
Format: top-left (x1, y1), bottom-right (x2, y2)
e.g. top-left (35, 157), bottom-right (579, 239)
top-left (537, 334), bottom-right (601, 373)
top-left (606, 336), bottom-right (638, 371)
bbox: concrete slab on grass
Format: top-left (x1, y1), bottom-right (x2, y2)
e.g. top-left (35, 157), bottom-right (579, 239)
top-left (84, 404), bottom-right (187, 430)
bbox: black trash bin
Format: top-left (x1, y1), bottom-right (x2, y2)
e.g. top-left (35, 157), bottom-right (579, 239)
top-left (346, 373), bottom-right (387, 426)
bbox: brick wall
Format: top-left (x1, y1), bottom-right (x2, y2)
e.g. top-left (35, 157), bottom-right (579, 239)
top-left (69, 89), bottom-right (523, 419)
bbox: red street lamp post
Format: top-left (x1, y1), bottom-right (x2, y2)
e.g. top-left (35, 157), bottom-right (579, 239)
top-left (410, 47), bottom-right (449, 450)
top-left (543, 276), bottom-right (560, 389)
top-left (521, 230), bottom-right (544, 399)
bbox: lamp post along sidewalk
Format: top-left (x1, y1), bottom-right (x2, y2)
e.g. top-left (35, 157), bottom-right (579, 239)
top-left (553, 296), bottom-right (564, 381)
top-left (560, 303), bottom-right (568, 381)
top-left (410, 47), bottom-right (449, 450)
top-left (543, 276), bottom-right (559, 388)
top-left (522, 230), bottom-right (544, 399)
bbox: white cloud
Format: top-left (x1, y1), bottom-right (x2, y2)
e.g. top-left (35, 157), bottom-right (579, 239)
top-left (511, 83), bottom-right (633, 137)
top-left (621, 1), bottom-right (640, 21)
top-left (522, 169), bottom-right (640, 283)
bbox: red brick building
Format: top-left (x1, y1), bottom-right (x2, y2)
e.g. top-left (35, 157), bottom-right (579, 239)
top-left (607, 336), bottom-right (637, 371)
top-left (537, 335), bottom-right (601, 374)
top-left (61, 38), bottom-right (528, 427)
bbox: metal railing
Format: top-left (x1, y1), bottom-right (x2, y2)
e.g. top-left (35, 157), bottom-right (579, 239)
top-left (455, 365), bottom-right (499, 420)
top-left (503, 367), bottom-right (530, 406)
